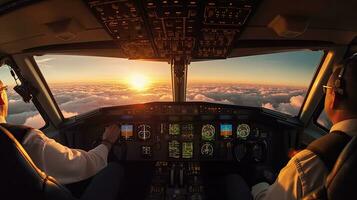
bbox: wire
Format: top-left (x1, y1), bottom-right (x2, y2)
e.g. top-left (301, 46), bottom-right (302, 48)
top-left (7, 65), bottom-right (19, 86)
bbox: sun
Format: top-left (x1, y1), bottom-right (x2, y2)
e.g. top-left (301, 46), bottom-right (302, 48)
top-left (129, 74), bottom-right (150, 91)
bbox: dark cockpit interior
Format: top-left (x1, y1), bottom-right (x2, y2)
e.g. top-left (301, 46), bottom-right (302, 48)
top-left (0, 0), bottom-right (356, 199)
top-left (62, 102), bottom-right (295, 199)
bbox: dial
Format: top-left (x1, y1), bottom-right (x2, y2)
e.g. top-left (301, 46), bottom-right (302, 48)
top-left (201, 142), bottom-right (214, 156)
top-left (237, 124), bottom-right (250, 138)
top-left (138, 124), bottom-right (151, 140)
top-left (202, 124), bottom-right (215, 141)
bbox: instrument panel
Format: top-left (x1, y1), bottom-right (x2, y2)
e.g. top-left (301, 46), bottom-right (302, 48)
top-left (117, 121), bottom-right (268, 161)
top-left (66, 102), bottom-right (295, 200)
top-left (70, 102), bottom-right (288, 163)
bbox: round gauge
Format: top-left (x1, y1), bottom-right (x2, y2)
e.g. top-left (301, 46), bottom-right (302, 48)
top-left (138, 124), bottom-right (151, 140)
top-left (201, 142), bottom-right (214, 156)
top-left (202, 124), bottom-right (215, 141)
top-left (237, 124), bottom-right (250, 138)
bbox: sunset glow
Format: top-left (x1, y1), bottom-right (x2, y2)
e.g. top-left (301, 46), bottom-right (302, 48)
top-left (0, 50), bottom-right (325, 128)
top-left (129, 74), bottom-right (150, 91)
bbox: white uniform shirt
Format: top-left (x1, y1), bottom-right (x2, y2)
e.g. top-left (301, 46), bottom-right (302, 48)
top-left (252, 118), bottom-right (357, 200)
top-left (0, 117), bottom-right (109, 184)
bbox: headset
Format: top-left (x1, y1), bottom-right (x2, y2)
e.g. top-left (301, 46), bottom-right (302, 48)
top-left (334, 65), bottom-right (345, 95)
top-left (333, 53), bottom-right (357, 96)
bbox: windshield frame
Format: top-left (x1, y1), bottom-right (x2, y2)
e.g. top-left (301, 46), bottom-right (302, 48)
top-left (29, 48), bottom-right (327, 122)
top-left (296, 51), bottom-right (327, 117)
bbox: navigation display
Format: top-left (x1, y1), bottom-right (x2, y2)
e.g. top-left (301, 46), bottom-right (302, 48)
top-left (182, 123), bottom-right (194, 139)
top-left (220, 124), bottom-right (233, 138)
top-left (168, 140), bottom-right (180, 158)
top-left (202, 124), bottom-right (215, 141)
top-left (182, 142), bottom-right (193, 159)
top-left (121, 124), bottom-right (133, 140)
top-left (169, 124), bottom-right (180, 135)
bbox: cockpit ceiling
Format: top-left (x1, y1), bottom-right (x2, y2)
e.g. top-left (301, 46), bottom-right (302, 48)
top-left (85, 0), bottom-right (257, 60)
top-left (0, 0), bottom-right (356, 59)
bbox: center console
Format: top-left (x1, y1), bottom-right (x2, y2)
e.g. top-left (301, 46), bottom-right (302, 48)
top-left (147, 162), bottom-right (204, 200)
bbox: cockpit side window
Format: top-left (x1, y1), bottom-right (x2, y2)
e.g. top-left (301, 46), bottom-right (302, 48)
top-left (0, 65), bottom-right (45, 129)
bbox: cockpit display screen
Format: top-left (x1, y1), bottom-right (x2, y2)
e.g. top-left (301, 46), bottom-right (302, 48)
top-left (220, 124), bottom-right (233, 138)
top-left (182, 142), bottom-right (193, 159)
top-left (168, 140), bottom-right (180, 158)
top-left (121, 124), bottom-right (133, 140)
top-left (182, 123), bottom-right (194, 139)
top-left (169, 123), bottom-right (180, 135)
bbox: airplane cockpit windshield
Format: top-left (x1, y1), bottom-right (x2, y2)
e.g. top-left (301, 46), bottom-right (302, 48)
top-left (28, 50), bottom-right (324, 125)
top-left (0, 0), bottom-right (356, 199)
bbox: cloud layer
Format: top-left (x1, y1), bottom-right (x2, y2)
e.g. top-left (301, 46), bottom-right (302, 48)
top-left (6, 83), bottom-right (307, 128)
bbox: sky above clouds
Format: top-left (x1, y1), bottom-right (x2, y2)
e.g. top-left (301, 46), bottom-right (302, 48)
top-left (31, 50), bottom-right (324, 87)
top-left (0, 50), bottom-right (324, 128)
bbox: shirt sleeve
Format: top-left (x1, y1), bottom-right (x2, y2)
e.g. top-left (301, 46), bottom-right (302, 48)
top-left (253, 150), bottom-right (327, 200)
top-left (22, 129), bottom-right (109, 184)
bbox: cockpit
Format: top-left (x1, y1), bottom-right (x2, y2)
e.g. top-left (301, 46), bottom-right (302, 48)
top-left (0, 0), bottom-right (356, 199)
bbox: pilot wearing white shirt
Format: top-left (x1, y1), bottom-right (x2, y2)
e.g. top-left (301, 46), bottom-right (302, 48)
top-left (225, 55), bottom-right (357, 200)
top-left (0, 80), bottom-right (122, 199)
top-left (251, 55), bottom-right (357, 200)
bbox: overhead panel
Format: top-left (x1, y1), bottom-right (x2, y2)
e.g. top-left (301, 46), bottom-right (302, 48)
top-left (145, 0), bottom-right (199, 60)
top-left (85, 0), bottom-right (258, 61)
top-left (86, 0), bottom-right (156, 59)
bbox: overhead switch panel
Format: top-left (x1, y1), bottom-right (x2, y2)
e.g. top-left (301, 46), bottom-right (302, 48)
top-left (85, 0), bottom-right (258, 60)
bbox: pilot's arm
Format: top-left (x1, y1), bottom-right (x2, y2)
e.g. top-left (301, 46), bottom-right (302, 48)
top-left (22, 125), bottom-right (119, 184)
top-left (252, 150), bottom-right (328, 200)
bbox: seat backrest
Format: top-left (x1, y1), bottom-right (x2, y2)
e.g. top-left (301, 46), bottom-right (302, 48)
top-left (0, 125), bottom-right (74, 200)
top-left (325, 136), bottom-right (357, 200)
top-left (303, 136), bottom-right (357, 200)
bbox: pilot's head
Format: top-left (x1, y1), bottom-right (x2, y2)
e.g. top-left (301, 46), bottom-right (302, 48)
top-left (324, 55), bottom-right (357, 124)
top-left (0, 80), bottom-right (8, 118)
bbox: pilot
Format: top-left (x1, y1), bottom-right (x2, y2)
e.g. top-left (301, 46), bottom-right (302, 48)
top-left (0, 80), bottom-right (123, 200)
top-left (227, 55), bottom-right (357, 200)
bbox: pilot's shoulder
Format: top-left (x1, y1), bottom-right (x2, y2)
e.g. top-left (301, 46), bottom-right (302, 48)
top-left (289, 149), bottom-right (325, 169)
top-left (287, 149), bottom-right (328, 184)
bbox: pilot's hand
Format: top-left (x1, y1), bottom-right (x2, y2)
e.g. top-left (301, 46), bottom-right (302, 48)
top-left (101, 125), bottom-right (120, 150)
